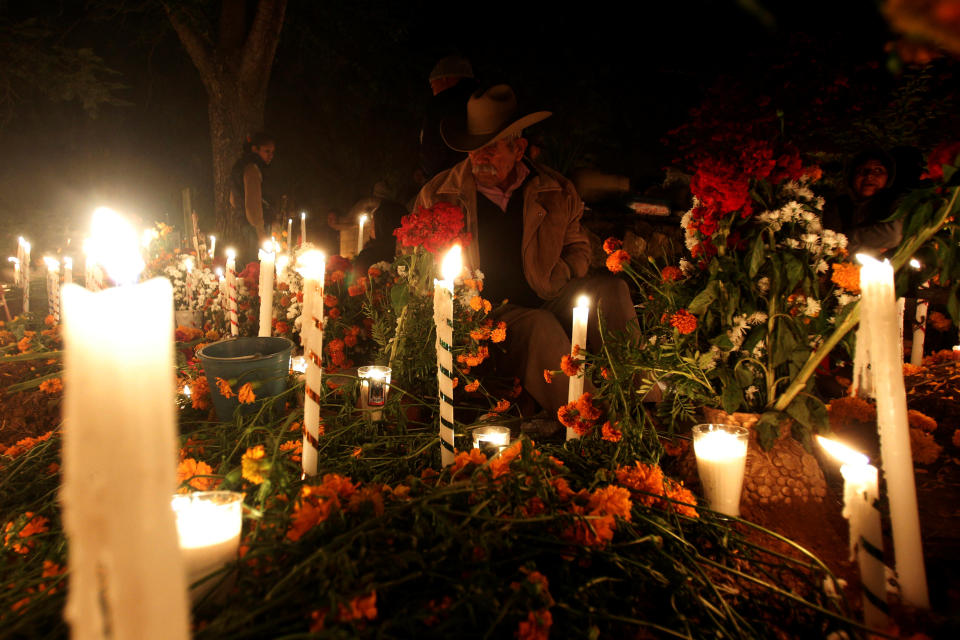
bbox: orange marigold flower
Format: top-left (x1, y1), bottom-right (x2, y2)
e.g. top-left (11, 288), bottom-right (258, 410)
top-left (575, 392), bottom-right (602, 421)
top-left (238, 382), bottom-right (256, 404)
top-left (352, 447), bottom-right (363, 458)
top-left (668, 309), bottom-right (697, 334)
top-left (543, 369), bottom-right (554, 384)
top-left (368, 266), bottom-right (382, 278)
top-left (329, 270), bottom-right (346, 283)
top-left (605, 249), bottom-right (630, 273)
top-left (464, 379), bottom-right (480, 393)
top-left (601, 421), bottom-right (622, 442)
top-left (827, 396), bottom-right (877, 424)
top-left (490, 321), bottom-right (506, 343)
top-left (3, 512), bottom-right (50, 554)
top-left (324, 294), bottom-right (338, 307)
top-left (902, 362), bottom-right (924, 377)
top-left (517, 609), bottom-right (552, 640)
top-left (470, 326), bottom-right (491, 341)
top-left (469, 296), bottom-right (485, 311)
top-left (338, 591), bottom-right (378, 622)
top-left (615, 461), bottom-right (665, 507)
top-left (451, 448), bottom-right (487, 474)
top-left (17, 336), bottom-right (32, 353)
top-left (489, 440), bottom-right (523, 479)
top-left (589, 485), bottom-right (633, 521)
top-left (560, 354), bottom-right (582, 377)
top-left (662, 479), bottom-right (699, 518)
top-left (492, 398), bottom-right (511, 413)
top-left (44, 315), bottom-right (56, 326)
top-left (457, 345), bottom-right (490, 367)
top-left (910, 428), bottom-right (942, 465)
top-left (908, 410), bottom-right (937, 433)
top-left (831, 262), bottom-right (861, 294)
top-left (38, 378), bottom-right (63, 394)
top-left (241, 445), bottom-right (268, 484)
top-left (661, 265), bottom-right (683, 282)
top-left (279, 440), bottom-right (302, 462)
top-left (176, 458), bottom-right (217, 492)
top-left (205, 329), bottom-right (220, 341)
top-left (929, 311), bottom-right (952, 332)
top-left (191, 376), bottom-right (212, 411)
top-left (215, 377), bottom-right (234, 398)
top-left (287, 474), bottom-right (358, 541)
top-left (602, 237), bottom-right (623, 255)
top-left (600, 367), bottom-right (611, 380)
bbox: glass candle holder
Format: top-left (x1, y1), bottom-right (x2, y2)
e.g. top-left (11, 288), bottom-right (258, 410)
top-left (472, 425), bottom-right (511, 457)
top-left (358, 365), bottom-right (391, 421)
top-left (692, 424), bottom-right (749, 517)
top-left (171, 491), bottom-right (243, 596)
top-left (290, 355), bottom-right (308, 375)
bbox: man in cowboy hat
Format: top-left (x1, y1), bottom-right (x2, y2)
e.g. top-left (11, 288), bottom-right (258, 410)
top-left (418, 55), bottom-right (478, 182)
top-left (414, 84), bottom-right (638, 417)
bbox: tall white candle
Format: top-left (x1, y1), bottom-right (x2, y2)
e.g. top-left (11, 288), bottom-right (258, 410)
top-left (184, 257), bottom-right (194, 311)
top-left (300, 211), bottom-right (307, 247)
top-left (258, 241), bottom-right (276, 337)
top-left (275, 254), bottom-right (290, 284)
top-left (43, 257), bottom-right (60, 323)
top-left (287, 218), bottom-right (293, 253)
top-left (357, 214), bottom-right (368, 255)
top-left (296, 250), bottom-right (325, 476)
top-left (817, 436), bottom-right (888, 629)
top-left (911, 300), bottom-right (928, 366)
top-left (566, 295), bottom-right (590, 440)
top-left (18, 237), bottom-right (30, 314)
top-left (8, 257), bottom-right (20, 288)
top-left (63, 256), bottom-right (73, 285)
top-left (433, 245), bottom-right (461, 466)
top-left (225, 248), bottom-right (239, 337)
top-left (208, 235), bottom-right (216, 260)
top-left (857, 255), bottom-right (929, 608)
top-left (62, 208), bottom-right (189, 640)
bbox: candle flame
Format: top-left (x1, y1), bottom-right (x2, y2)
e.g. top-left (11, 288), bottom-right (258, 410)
top-left (359, 214), bottom-right (368, 224)
top-left (856, 253), bottom-right (886, 268)
top-left (43, 256), bottom-right (60, 271)
top-left (64, 257), bottom-right (72, 270)
top-left (301, 211), bottom-right (306, 220)
top-left (259, 239), bottom-right (277, 260)
top-left (141, 228), bottom-right (159, 248)
top-left (8, 257), bottom-right (18, 265)
top-left (89, 207), bottom-right (144, 285)
top-left (225, 248), bottom-right (236, 261)
top-left (296, 249), bottom-right (326, 280)
top-left (909, 258), bottom-right (921, 270)
top-left (816, 435), bottom-right (869, 467)
top-left (441, 244), bottom-right (462, 282)
top-left (288, 218), bottom-right (292, 224)
top-left (18, 237), bottom-right (30, 252)
top-left (276, 254), bottom-right (290, 273)
top-left (576, 295), bottom-right (590, 309)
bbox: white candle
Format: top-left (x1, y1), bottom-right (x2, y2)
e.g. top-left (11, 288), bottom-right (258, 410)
top-left (857, 254), bottom-right (929, 607)
top-left (567, 295), bottom-right (590, 440)
top-left (43, 257), bottom-right (60, 323)
top-left (472, 425), bottom-right (510, 456)
top-left (817, 436), bottom-right (888, 629)
top-left (62, 208), bottom-right (189, 640)
top-left (296, 250), bottom-right (325, 476)
top-left (692, 424), bottom-right (748, 517)
top-left (275, 254), bottom-right (290, 284)
top-left (171, 491), bottom-right (242, 599)
top-left (63, 256), bottom-right (73, 285)
top-left (300, 211), bottom-right (307, 247)
top-left (258, 241), bottom-right (276, 337)
top-left (912, 299), bottom-right (928, 366)
top-left (8, 257), bottom-right (20, 287)
top-left (287, 218), bottom-right (293, 252)
top-left (18, 237), bottom-right (30, 314)
top-left (358, 365), bottom-right (391, 422)
top-left (357, 214), bottom-right (368, 255)
top-left (208, 235), bottom-right (216, 260)
top-left (225, 248), bottom-right (239, 337)
top-left (433, 245), bottom-right (461, 466)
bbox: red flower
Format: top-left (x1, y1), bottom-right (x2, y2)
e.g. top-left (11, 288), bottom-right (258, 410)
top-left (394, 202), bottom-right (471, 254)
top-left (922, 141), bottom-right (960, 180)
top-left (602, 237), bottom-right (623, 254)
top-left (661, 266), bottom-right (683, 282)
top-left (668, 309), bottom-right (697, 334)
top-left (605, 249), bottom-right (630, 273)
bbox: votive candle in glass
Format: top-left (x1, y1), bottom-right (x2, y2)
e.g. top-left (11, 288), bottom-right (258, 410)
top-left (692, 424), bottom-right (749, 517)
top-left (358, 365), bottom-right (391, 421)
top-left (171, 491), bottom-right (243, 595)
top-left (472, 425), bottom-right (511, 456)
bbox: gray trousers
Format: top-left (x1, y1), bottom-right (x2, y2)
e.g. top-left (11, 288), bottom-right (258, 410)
top-left (489, 274), bottom-right (637, 416)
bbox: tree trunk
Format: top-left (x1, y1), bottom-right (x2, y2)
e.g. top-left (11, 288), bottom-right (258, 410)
top-left (164, 0), bottom-right (286, 239)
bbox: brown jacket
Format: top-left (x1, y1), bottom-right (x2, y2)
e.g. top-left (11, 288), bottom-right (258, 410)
top-left (414, 158), bottom-right (589, 300)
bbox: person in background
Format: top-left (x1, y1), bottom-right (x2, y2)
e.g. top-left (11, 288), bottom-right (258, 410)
top-left (823, 148), bottom-right (902, 256)
top-left (417, 55), bottom-right (478, 184)
top-left (228, 132), bottom-right (275, 263)
top-left (415, 85), bottom-right (640, 417)
top-left (354, 199), bottom-right (408, 275)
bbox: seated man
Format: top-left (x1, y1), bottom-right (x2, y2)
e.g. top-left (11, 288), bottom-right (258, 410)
top-left (414, 85), bottom-right (637, 416)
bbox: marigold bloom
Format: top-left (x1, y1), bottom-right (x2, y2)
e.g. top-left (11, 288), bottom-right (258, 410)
top-left (44, 315), bottom-right (56, 327)
top-left (191, 376), bottom-right (212, 410)
top-left (517, 609), bottom-right (553, 640)
top-left (493, 398), bottom-right (511, 413)
top-left (560, 354), bottom-right (581, 377)
top-left (490, 321), bottom-right (507, 342)
top-left (38, 378), bottom-right (63, 394)
top-left (279, 440), bottom-right (302, 462)
top-left (928, 311), bottom-right (952, 332)
top-left (831, 262), bottom-right (861, 294)
top-left (575, 392), bottom-right (602, 422)
top-left (469, 295), bottom-right (492, 313)
top-left (605, 249), bottom-right (630, 273)
top-left (588, 485), bottom-right (633, 521)
top-left (470, 326), bottom-right (491, 341)
top-left (601, 421), bottom-right (622, 442)
top-left (215, 377), bottom-right (234, 398)
top-left (464, 378), bottom-right (480, 393)
top-left (324, 294), bottom-right (338, 307)
top-left (489, 440), bottom-right (523, 479)
top-left (669, 309), bottom-right (697, 334)
top-left (238, 382), bottom-right (256, 404)
top-left (661, 265), bottom-right (683, 282)
top-left (908, 409), bottom-right (937, 433)
top-left (662, 479), bottom-right (699, 518)
top-left (910, 428), bottom-right (942, 465)
top-left (329, 270), bottom-right (346, 283)
top-left (615, 461), bottom-right (665, 507)
top-left (17, 336), bottom-right (32, 353)
top-left (827, 396), bottom-right (877, 424)
top-left (338, 591), bottom-right (378, 622)
top-left (287, 474), bottom-right (358, 541)
top-left (241, 445), bottom-right (268, 484)
top-left (543, 369), bottom-right (554, 384)
top-left (602, 237), bottom-right (623, 254)
top-left (451, 448), bottom-right (487, 474)
top-left (176, 458), bottom-right (217, 492)
top-left (3, 512), bottom-right (50, 554)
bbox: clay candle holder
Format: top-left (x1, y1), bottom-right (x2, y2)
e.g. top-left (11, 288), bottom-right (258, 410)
top-left (692, 423), bottom-right (749, 517)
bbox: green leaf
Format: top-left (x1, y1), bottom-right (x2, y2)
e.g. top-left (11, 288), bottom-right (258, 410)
top-left (756, 411), bottom-right (782, 450)
top-left (711, 334), bottom-right (734, 350)
top-left (688, 282), bottom-right (718, 315)
top-left (782, 254), bottom-right (804, 293)
top-left (748, 234), bottom-right (765, 278)
top-left (784, 396), bottom-right (810, 428)
top-left (741, 324), bottom-right (766, 354)
top-left (390, 283), bottom-right (410, 316)
top-left (721, 380), bottom-right (742, 414)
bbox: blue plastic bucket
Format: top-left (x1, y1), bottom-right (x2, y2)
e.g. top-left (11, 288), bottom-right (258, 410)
top-left (198, 337), bottom-right (294, 421)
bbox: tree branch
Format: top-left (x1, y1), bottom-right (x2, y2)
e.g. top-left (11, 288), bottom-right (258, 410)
top-left (240, 0), bottom-right (287, 91)
top-left (162, 2), bottom-right (216, 89)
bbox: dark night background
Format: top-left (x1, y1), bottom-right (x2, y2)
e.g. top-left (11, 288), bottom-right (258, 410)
top-left (0, 0), bottom-right (956, 256)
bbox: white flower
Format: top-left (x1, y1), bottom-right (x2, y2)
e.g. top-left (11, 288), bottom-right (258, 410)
top-left (804, 298), bottom-right (821, 317)
top-left (836, 292), bottom-right (858, 307)
top-left (784, 238), bottom-right (801, 249)
top-left (801, 233), bottom-right (820, 249)
top-left (726, 314), bottom-right (749, 350)
top-left (648, 335), bottom-right (658, 346)
top-left (679, 259), bottom-right (693, 274)
top-left (745, 385), bottom-right (759, 401)
top-left (782, 201), bottom-right (804, 223)
top-left (817, 260), bottom-right (829, 273)
top-left (746, 311), bottom-right (767, 324)
top-left (752, 339), bottom-right (765, 359)
top-left (397, 265), bottom-right (408, 277)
